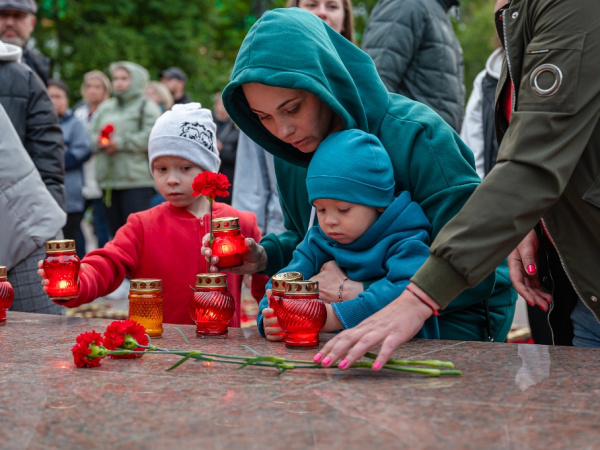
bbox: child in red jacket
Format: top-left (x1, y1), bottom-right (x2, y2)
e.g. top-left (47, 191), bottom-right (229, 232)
top-left (38, 103), bottom-right (267, 326)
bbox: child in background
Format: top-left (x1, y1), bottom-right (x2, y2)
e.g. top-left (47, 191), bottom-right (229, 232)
top-left (39, 103), bottom-right (267, 326)
top-left (259, 130), bottom-right (439, 340)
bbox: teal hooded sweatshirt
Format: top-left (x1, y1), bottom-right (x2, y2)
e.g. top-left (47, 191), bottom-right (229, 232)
top-left (223, 8), bottom-right (516, 341)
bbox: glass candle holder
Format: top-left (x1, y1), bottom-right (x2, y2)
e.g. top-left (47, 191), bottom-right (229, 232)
top-left (0, 266), bottom-right (14, 326)
top-left (211, 217), bottom-right (247, 268)
top-left (278, 280), bottom-right (326, 348)
top-left (44, 240), bottom-right (80, 301)
top-left (189, 273), bottom-right (235, 336)
top-left (128, 279), bottom-right (163, 338)
top-left (267, 272), bottom-right (304, 338)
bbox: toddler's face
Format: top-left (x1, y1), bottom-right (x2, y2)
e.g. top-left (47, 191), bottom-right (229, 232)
top-left (313, 199), bottom-right (382, 244)
top-left (152, 156), bottom-right (203, 211)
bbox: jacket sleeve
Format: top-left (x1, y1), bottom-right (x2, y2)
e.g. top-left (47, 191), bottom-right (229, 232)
top-left (413, 0), bottom-right (600, 308)
top-left (256, 231), bottom-right (322, 336)
top-left (26, 70), bottom-right (66, 210)
top-left (332, 233), bottom-right (431, 330)
top-left (361, 0), bottom-right (425, 93)
top-left (113, 100), bottom-right (161, 153)
top-left (64, 117), bottom-right (92, 170)
top-left (58, 213), bottom-right (144, 308)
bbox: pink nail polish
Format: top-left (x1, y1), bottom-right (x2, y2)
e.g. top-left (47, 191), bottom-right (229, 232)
top-left (321, 356), bottom-right (331, 365)
top-left (313, 353), bottom-right (322, 363)
top-left (372, 361), bottom-right (381, 370)
top-left (526, 265), bottom-right (536, 274)
top-left (338, 359), bottom-right (348, 369)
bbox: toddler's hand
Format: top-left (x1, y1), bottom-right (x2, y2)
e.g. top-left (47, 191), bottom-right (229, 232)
top-left (262, 307), bottom-right (284, 342)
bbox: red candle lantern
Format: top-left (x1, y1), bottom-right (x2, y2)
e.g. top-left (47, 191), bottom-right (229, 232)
top-left (0, 266), bottom-right (14, 326)
top-left (99, 124), bottom-right (114, 146)
top-left (43, 239), bottom-right (80, 301)
top-left (189, 273), bottom-right (236, 336)
top-left (211, 217), bottom-right (247, 268)
top-left (278, 280), bottom-right (326, 348)
top-left (267, 272), bottom-right (304, 338)
top-left (128, 279), bottom-right (163, 338)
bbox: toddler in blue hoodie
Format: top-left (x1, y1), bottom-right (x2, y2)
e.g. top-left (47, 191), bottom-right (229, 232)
top-left (259, 129), bottom-right (439, 340)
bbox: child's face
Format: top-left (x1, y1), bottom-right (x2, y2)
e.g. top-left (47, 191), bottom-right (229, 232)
top-left (152, 156), bottom-right (205, 212)
top-left (242, 83), bottom-right (343, 154)
top-left (313, 199), bottom-right (382, 245)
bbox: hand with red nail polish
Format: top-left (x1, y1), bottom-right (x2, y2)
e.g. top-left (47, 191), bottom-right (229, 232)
top-left (508, 230), bottom-right (553, 310)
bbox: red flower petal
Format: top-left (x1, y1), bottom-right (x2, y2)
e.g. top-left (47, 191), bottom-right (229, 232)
top-left (103, 320), bottom-right (149, 359)
top-left (71, 331), bottom-right (104, 368)
top-left (191, 171), bottom-right (231, 199)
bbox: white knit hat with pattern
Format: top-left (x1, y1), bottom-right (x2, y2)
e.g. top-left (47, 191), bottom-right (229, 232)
top-left (148, 102), bottom-right (221, 173)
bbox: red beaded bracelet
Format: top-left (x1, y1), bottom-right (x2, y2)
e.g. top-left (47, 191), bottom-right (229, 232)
top-left (406, 286), bottom-right (440, 316)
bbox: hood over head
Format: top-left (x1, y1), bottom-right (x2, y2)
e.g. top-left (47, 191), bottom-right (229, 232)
top-left (109, 61), bottom-right (149, 103)
top-left (222, 7), bottom-right (389, 168)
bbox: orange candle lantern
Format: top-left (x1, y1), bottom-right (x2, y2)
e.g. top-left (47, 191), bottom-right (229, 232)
top-left (211, 217), bottom-right (247, 268)
top-left (278, 280), bottom-right (326, 348)
top-left (44, 240), bottom-right (80, 301)
top-left (99, 124), bottom-right (114, 146)
top-left (189, 273), bottom-right (235, 336)
top-left (0, 266), bottom-right (14, 325)
top-left (267, 272), bottom-right (304, 338)
top-left (128, 279), bottom-right (163, 338)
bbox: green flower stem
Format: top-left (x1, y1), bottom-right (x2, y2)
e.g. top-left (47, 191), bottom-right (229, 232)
top-left (364, 352), bottom-right (455, 368)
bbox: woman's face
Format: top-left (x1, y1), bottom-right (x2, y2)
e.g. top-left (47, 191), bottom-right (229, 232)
top-left (297, 0), bottom-right (345, 35)
top-left (112, 68), bottom-right (131, 93)
top-left (242, 83), bottom-right (342, 154)
top-left (83, 77), bottom-right (106, 105)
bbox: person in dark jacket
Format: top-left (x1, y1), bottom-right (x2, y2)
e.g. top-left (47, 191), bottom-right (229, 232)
top-left (48, 79), bottom-right (92, 252)
top-left (361, 0), bottom-right (465, 132)
top-left (213, 91), bottom-right (239, 204)
top-left (0, 0), bottom-right (50, 85)
top-left (0, 40), bottom-right (65, 210)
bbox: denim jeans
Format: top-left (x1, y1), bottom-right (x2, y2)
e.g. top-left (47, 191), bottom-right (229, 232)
top-left (571, 298), bottom-right (600, 347)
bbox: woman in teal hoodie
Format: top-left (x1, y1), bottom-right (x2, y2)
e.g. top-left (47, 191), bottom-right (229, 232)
top-left (219, 8), bottom-right (516, 342)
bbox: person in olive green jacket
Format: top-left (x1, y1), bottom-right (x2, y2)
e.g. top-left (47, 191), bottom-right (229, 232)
top-left (213, 8), bottom-right (516, 343)
top-left (90, 61), bottom-right (161, 236)
top-left (318, 0), bottom-right (600, 370)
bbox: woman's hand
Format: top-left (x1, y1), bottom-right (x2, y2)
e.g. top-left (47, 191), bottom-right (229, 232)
top-left (201, 235), bottom-right (268, 275)
top-left (314, 284), bottom-right (435, 370)
top-left (99, 137), bottom-right (117, 155)
top-left (310, 261), bottom-right (363, 303)
top-left (508, 229), bottom-right (552, 311)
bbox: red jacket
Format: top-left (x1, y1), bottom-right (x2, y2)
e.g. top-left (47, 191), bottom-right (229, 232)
top-left (61, 202), bottom-right (266, 326)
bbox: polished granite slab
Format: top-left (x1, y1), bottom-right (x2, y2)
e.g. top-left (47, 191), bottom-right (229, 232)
top-left (1, 311), bottom-right (599, 449)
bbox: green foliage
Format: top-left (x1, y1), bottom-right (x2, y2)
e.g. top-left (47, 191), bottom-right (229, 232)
top-left (33, 0), bottom-right (497, 106)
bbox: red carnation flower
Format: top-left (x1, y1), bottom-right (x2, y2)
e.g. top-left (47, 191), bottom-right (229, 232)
top-left (191, 172), bottom-right (230, 199)
top-left (103, 320), bottom-right (149, 359)
top-left (71, 330), bottom-right (106, 368)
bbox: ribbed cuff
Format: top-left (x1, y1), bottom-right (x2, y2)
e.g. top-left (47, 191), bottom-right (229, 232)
top-left (410, 254), bottom-right (470, 310)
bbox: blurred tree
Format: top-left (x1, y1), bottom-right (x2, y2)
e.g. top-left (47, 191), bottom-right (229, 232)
top-left (32, 0), bottom-right (494, 106)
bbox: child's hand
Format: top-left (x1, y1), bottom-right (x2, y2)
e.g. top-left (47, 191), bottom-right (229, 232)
top-left (37, 260), bottom-right (49, 293)
top-left (37, 260), bottom-right (84, 296)
top-left (262, 307), bottom-right (284, 341)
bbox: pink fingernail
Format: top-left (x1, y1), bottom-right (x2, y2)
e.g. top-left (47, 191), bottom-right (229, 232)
top-left (338, 359), bottom-right (348, 369)
top-left (524, 298), bottom-right (534, 307)
top-left (313, 353), bottom-right (322, 363)
top-left (526, 265), bottom-right (536, 274)
top-left (372, 361), bottom-right (382, 370)
top-left (321, 356), bottom-right (331, 365)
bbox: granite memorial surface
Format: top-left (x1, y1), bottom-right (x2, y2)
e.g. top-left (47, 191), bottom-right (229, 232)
top-left (1, 311), bottom-right (599, 449)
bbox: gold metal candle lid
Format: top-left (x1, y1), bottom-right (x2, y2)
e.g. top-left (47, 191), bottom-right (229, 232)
top-left (0, 266), bottom-right (6, 280)
top-left (212, 217), bottom-right (240, 231)
top-left (285, 280), bottom-right (319, 295)
top-left (195, 273), bottom-right (228, 288)
top-left (130, 279), bottom-right (162, 291)
top-left (45, 239), bottom-right (76, 253)
top-left (272, 271), bottom-right (304, 292)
